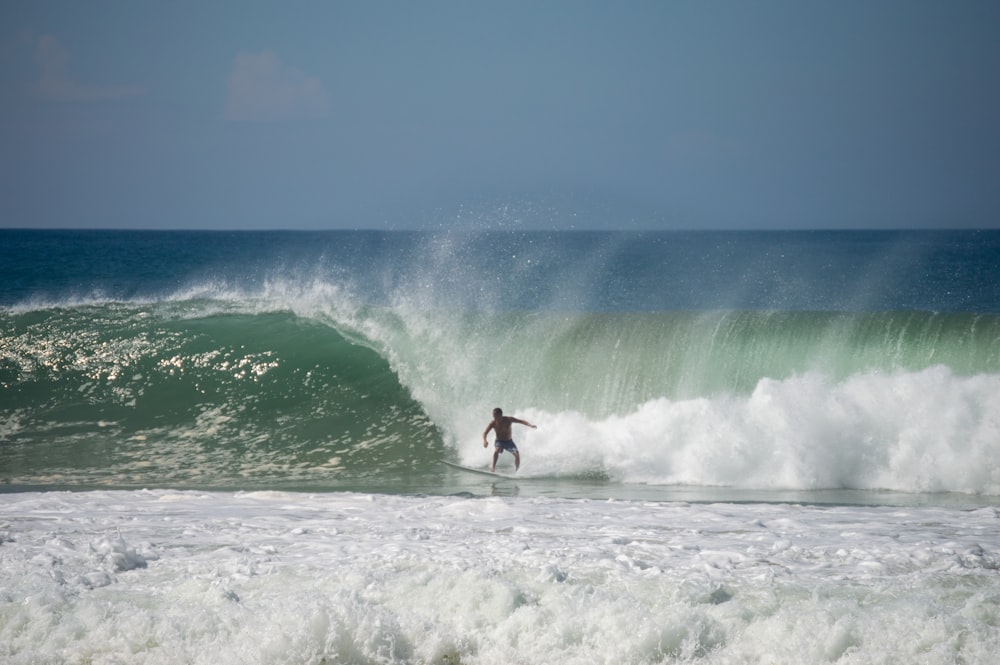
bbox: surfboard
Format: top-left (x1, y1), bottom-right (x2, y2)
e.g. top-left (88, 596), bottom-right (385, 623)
top-left (441, 459), bottom-right (519, 479)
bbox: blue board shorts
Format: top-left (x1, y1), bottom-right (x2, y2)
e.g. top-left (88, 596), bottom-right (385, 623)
top-left (494, 440), bottom-right (518, 453)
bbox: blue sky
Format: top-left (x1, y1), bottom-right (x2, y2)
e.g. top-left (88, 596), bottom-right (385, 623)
top-left (2, 1), bottom-right (998, 230)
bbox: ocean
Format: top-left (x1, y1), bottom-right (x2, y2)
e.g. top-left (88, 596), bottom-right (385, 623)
top-left (1, 228), bottom-right (999, 663)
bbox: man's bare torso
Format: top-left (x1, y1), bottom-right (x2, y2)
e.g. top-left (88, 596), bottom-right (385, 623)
top-left (491, 416), bottom-right (515, 440)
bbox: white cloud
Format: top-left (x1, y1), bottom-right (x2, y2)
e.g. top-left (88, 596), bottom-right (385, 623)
top-left (34, 34), bottom-right (142, 102)
top-left (224, 50), bottom-right (330, 121)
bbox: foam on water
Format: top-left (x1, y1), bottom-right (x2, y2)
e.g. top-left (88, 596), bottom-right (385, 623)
top-left (492, 367), bottom-right (1000, 494)
top-left (2, 490), bottom-right (999, 664)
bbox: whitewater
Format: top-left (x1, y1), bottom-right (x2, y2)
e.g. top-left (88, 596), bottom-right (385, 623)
top-left (3, 490), bottom-right (999, 664)
top-left (2, 229), bottom-right (1000, 663)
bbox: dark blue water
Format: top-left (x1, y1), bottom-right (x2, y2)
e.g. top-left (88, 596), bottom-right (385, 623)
top-left (4, 229), bottom-right (998, 311)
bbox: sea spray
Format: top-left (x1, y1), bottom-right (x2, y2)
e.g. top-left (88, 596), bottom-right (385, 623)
top-left (2, 229), bottom-right (999, 494)
top-left (513, 367), bottom-right (1000, 492)
top-left (345, 301), bottom-right (1000, 493)
top-left (3, 284), bottom-right (1000, 492)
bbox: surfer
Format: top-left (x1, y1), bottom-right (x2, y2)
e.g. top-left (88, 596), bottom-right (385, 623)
top-left (483, 407), bottom-right (536, 472)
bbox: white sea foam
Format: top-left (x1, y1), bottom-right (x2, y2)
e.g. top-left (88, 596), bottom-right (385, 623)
top-left (1, 490), bottom-right (998, 664)
top-left (454, 366), bottom-right (1000, 495)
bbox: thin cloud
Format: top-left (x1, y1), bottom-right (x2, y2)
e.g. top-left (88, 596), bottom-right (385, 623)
top-left (224, 50), bottom-right (330, 121)
top-left (34, 34), bottom-right (142, 102)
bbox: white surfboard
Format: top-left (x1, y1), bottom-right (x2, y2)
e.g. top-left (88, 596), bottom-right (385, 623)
top-left (441, 459), bottom-right (519, 480)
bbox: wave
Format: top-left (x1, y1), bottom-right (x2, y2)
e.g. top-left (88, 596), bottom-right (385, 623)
top-left (2, 282), bottom-right (999, 494)
top-left (0, 299), bottom-right (443, 488)
top-left (349, 293), bottom-right (1000, 495)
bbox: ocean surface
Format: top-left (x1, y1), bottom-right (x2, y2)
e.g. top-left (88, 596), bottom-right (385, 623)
top-left (2, 229), bottom-right (999, 663)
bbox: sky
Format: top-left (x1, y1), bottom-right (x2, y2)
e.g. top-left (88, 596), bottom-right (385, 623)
top-left (1, 1), bottom-right (998, 231)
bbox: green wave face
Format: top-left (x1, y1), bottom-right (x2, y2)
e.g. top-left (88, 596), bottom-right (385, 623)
top-left (0, 304), bottom-right (443, 489)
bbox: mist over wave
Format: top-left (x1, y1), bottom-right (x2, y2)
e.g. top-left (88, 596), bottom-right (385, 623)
top-left (327, 291), bottom-right (1000, 494)
top-left (2, 230), bottom-right (999, 494)
top-left (3, 288), bottom-right (998, 494)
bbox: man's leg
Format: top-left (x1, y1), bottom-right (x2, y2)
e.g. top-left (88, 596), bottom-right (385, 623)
top-left (513, 450), bottom-right (520, 471)
top-left (492, 447), bottom-right (500, 472)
